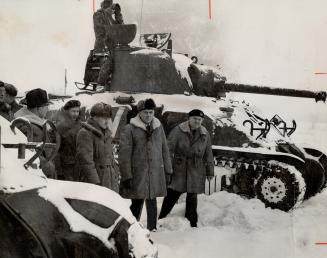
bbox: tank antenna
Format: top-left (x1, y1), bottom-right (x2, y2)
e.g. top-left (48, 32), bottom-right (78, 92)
top-left (139, 0), bottom-right (144, 45)
top-left (64, 68), bottom-right (67, 95)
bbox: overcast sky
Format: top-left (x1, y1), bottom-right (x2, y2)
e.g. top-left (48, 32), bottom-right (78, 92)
top-left (1, 0), bottom-right (327, 94)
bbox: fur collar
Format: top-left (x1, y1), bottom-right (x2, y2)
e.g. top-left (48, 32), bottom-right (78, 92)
top-left (179, 121), bottom-right (207, 135)
top-left (14, 107), bottom-right (45, 127)
top-left (130, 114), bottom-right (161, 131)
top-left (82, 119), bottom-right (111, 138)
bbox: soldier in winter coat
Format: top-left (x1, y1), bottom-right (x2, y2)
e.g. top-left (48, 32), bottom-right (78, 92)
top-left (93, 0), bottom-right (124, 52)
top-left (119, 99), bottom-right (172, 231)
top-left (93, 0), bottom-right (124, 86)
top-left (76, 102), bottom-right (119, 192)
top-left (159, 109), bottom-right (214, 227)
top-left (14, 88), bottom-right (56, 178)
top-left (55, 100), bottom-right (82, 181)
top-left (4, 83), bottom-right (22, 115)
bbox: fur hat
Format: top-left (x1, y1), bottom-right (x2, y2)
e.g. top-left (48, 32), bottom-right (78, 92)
top-left (137, 98), bottom-right (156, 112)
top-left (26, 88), bottom-right (52, 109)
top-left (90, 102), bottom-right (112, 118)
top-left (4, 83), bottom-right (18, 97)
top-left (63, 100), bottom-right (81, 110)
top-left (0, 81), bottom-right (4, 88)
top-left (188, 109), bottom-right (204, 118)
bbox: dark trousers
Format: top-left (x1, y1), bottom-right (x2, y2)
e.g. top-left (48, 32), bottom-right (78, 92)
top-left (130, 198), bottom-right (158, 230)
top-left (159, 188), bottom-right (198, 227)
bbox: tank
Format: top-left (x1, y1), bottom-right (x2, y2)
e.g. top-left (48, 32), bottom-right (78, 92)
top-left (51, 23), bottom-right (327, 212)
top-left (0, 116), bottom-right (158, 258)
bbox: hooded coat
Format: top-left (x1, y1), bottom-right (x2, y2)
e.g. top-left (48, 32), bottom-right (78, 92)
top-left (119, 115), bottom-right (172, 199)
top-left (55, 108), bottom-right (82, 180)
top-left (76, 118), bottom-right (119, 192)
top-left (14, 107), bottom-right (56, 178)
top-left (168, 121), bottom-right (214, 194)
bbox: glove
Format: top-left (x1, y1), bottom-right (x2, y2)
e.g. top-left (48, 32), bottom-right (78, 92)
top-left (165, 174), bottom-right (172, 185)
top-left (206, 176), bottom-right (214, 181)
top-left (122, 179), bottom-right (132, 190)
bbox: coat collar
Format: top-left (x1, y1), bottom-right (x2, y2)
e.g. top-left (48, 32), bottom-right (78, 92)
top-left (130, 114), bottom-right (161, 131)
top-left (14, 107), bottom-right (45, 127)
top-left (178, 121), bottom-right (207, 135)
top-left (82, 118), bottom-right (111, 139)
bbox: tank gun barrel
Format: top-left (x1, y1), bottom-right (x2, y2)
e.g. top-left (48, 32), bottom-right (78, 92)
top-left (217, 81), bottom-right (326, 102)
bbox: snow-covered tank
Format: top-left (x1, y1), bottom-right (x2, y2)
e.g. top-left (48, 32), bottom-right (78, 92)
top-left (0, 116), bottom-right (158, 258)
top-left (54, 24), bottom-right (327, 212)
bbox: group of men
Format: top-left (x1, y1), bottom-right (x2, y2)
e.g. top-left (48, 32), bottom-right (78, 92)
top-left (0, 84), bottom-right (214, 231)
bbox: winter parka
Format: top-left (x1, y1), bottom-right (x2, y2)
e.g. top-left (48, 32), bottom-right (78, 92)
top-left (119, 115), bottom-right (173, 199)
top-left (76, 118), bottom-right (119, 192)
top-left (55, 108), bottom-right (82, 180)
top-left (168, 121), bottom-right (214, 194)
top-left (14, 107), bottom-right (57, 178)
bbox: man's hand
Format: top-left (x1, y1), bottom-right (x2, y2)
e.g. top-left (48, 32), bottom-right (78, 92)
top-left (206, 176), bottom-right (214, 181)
top-left (165, 174), bottom-right (172, 185)
top-left (122, 179), bottom-right (132, 190)
top-left (104, 6), bottom-right (115, 15)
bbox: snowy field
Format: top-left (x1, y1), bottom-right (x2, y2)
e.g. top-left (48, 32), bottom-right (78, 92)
top-left (142, 93), bottom-right (327, 258)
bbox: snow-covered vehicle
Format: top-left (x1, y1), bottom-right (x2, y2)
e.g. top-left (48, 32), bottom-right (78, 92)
top-left (51, 24), bottom-right (327, 212)
top-left (0, 116), bottom-right (158, 258)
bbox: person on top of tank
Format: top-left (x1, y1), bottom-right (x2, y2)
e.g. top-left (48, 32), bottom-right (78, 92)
top-left (84, 0), bottom-right (124, 87)
top-left (159, 109), bottom-right (214, 227)
top-left (76, 102), bottom-right (119, 192)
top-left (93, 0), bottom-right (124, 52)
top-left (119, 98), bottom-right (173, 231)
top-left (55, 100), bottom-right (82, 181)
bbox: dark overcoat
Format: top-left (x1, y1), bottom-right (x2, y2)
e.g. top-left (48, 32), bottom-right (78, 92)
top-left (168, 121), bottom-right (214, 194)
top-left (55, 108), bottom-right (82, 180)
top-left (119, 115), bottom-right (172, 199)
top-left (76, 118), bottom-right (119, 192)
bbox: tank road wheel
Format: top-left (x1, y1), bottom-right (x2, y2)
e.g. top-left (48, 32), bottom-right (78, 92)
top-left (254, 161), bottom-right (306, 211)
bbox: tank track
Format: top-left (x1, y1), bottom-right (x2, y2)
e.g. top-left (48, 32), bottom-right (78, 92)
top-left (207, 146), bottom-right (307, 211)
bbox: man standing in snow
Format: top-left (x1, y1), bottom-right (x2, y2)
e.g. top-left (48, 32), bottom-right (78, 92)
top-left (14, 88), bottom-right (56, 178)
top-left (0, 81), bottom-right (13, 121)
top-left (76, 102), bottom-right (119, 191)
top-left (119, 98), bottom-right (172, 231)
top-left (159, 109), bottom-right (214, 227)
top-left (55, 100), bottom-right (82, 181)
top-left (4, 83), bottom-right (22, 115)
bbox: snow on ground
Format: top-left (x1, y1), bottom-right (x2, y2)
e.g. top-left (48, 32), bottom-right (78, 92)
top-left (137, 93), bottom-right (327, 258)
top-left (145, 191), bottom-right (327, 258)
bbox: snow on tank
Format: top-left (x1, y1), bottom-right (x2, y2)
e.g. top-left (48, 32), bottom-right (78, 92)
top-left (0, 116), bottom-right (158, 258)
